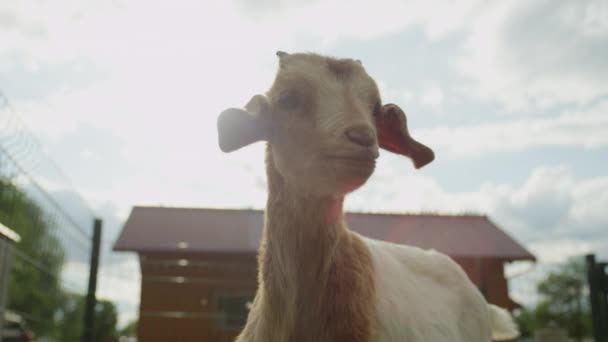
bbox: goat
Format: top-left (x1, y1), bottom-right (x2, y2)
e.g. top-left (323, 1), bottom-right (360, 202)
top-left (217, 51), bottom-right (519, 342)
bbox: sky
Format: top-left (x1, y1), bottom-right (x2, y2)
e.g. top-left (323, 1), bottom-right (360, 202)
top-left (1, 0), bottom-right (607, 328)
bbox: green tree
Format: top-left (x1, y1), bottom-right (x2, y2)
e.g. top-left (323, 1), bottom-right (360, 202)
top-left (93, 298), bottom-right (119, 342)
top-left (56, 292), bottom-right (84, 342)
top-left (0, 178), bottom-right (65, 337)
top-left (118, 319), bottom-right (138, 338)
top-left (514, 257), bottom-right (592, 340)
top-left (536, 257), bottom-right (592, 340)
top-left (513, 305), bottom-right (536, 338)
top-left (55, 293), bottom-right (119, 342)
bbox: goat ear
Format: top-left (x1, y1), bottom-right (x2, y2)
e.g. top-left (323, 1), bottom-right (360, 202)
top-left (217, 95), bottom-right (270, 153)
top-left (375, 104), bottom-right (435, 169)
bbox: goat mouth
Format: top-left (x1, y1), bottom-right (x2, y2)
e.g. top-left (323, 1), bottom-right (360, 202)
top-left (324, 154), bottom-right (378, 166)
top-left (328, 156), bottom-right (376, 163)
top-left (325, 150), bottom-right (379, 162)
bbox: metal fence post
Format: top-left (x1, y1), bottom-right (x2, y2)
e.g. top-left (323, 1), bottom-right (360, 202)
top-left (82, 218), bottom-right (102, 342)
top-left (599, 261), bottom-right (608, 342)
top-left (0, 223), bottom-right (20, 342)
top-left (587, 254), bottom-right (608, 342)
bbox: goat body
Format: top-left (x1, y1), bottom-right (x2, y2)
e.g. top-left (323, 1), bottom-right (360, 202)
top-left (218, 52), bottom-right (519, 342)
top-left (363, 234), bottom-right (517, 341)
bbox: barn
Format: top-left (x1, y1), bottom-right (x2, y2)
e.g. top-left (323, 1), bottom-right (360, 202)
top-left (113, 206), bottom-right (535, 342)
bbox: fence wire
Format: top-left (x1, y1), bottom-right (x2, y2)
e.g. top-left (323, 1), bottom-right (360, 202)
top-left (0, 91), bottom-right (97, 341)
top-left (508, 257), bottom-right (596, 341)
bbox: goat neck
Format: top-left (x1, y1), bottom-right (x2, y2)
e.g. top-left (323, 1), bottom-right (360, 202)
top-left (261, 145), bottom-right (346, 295)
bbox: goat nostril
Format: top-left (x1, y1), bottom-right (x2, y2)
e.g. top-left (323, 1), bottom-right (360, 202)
top-left (346, 126), bottom-right (376, 147)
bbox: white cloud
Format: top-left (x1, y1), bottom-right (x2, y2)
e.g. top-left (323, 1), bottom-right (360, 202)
top-left (0, 0), bottom-right (383, 70)
top-left (526, 240), bottom-right (593, 264)
top-left (455, 1), bottom-right (608, 110)
top-left (416, 100), bottom-right (608, 158)
top-left (419, 81), bottom-right (444, 109)
top-left (476, 166), bottom-right (608, 247)
top-left (377, 80), bottom-right (417, 106)
top-left (236, 0), bottom-right (484, 44)
top-left (97, 255), bottom-right (141, 327)
top-left (8, 0), bottom-right (605, 170)
top-left (61, 261), bottom-right (91, 293)
top-left (570, 177), bottom-right (608, 228)
top-left (0, 0), bottom-right (488, 73)
top-left (3, 1), bottom-right (605, 113)
top-left (349, 163), bottom-right (608, 256)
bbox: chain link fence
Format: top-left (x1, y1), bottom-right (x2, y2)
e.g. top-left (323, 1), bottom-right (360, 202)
top-left (508, 256), bottom-right (598, 341)
top-left (0, 91), bottom-right (109, 341)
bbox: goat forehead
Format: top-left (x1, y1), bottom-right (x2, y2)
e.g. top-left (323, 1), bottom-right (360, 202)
top-left (283, 53), bottom-right (359, 70)
top-left (270, 54), bottom-right (379, 129)
top-left (276, 66), bottom-right (374, 99)
top-left (279, 54), bottom-right (369, 84)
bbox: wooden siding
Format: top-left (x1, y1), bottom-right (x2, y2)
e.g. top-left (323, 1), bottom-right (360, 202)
top-left (138, 252), bottom-right (257, 342)
top-left (137, 253), bottom-right (514, 341)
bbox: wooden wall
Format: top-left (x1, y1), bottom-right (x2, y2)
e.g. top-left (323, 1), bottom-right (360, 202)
top-left (453, 257), bottom-right (516, 310)
top-left (136, 252), bottom-right (515, 341)
top-left (137, 252), bottom-right (257, 342)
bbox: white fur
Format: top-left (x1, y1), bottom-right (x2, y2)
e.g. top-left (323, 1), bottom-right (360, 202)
top-left (358, 233), bottom-right (519, 341)
top-left (489, 304), bottom-right (520, 340)
top-left (224, 52), bottom-right (520, 342)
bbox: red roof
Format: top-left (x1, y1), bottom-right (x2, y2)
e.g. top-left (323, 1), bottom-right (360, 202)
top-left (113, 206), bottom-right (535, 261)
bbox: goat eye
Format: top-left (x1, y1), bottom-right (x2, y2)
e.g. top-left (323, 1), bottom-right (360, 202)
top-left (278, 90), bottom-right (299, 110)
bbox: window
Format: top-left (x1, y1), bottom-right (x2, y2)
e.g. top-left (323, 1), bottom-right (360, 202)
top-left (216, 295), bottom-right (252, 330)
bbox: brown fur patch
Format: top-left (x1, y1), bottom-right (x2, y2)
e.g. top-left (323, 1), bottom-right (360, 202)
top-left (315, 232), bottom-right (376, 342)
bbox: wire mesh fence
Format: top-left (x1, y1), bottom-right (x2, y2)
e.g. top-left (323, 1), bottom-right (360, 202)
top-left (508, 257), bottom-right (597, 341)
top-left (97, 236), bottom-right (141, 339)
top-left (0, 91), bottom-right (101, 341)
